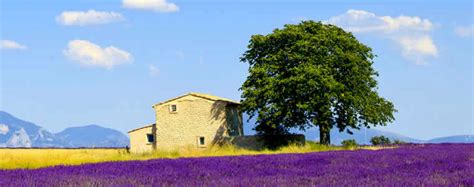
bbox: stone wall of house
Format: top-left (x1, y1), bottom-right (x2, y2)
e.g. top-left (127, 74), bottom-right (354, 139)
top-left (128, 125), bottom-right (154, 153)
top-left (153, 95), bottom-right (243, 150)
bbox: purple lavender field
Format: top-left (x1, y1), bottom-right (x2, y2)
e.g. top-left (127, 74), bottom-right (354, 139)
top-left (1, 143), bottom-right (473, 186)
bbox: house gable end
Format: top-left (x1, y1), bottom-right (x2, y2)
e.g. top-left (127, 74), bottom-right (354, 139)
top-left (152, 92), bottom-right (239, 109)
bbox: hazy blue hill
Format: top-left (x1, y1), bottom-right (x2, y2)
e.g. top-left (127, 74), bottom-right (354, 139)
top-left (55, 124), bottom-right (129, 147)
top-left (243, 114), bottom-right (422, 145)
top-left (428, 135), bottom-right (473, 143)
top-left (302, 128), bottom-right (423, 145)
top-left (245, 115), bottom-right (474, 144)
top-left (0, 111), bottom-right (61, 147)
top-left (0, 111), bottom-right (128, 148)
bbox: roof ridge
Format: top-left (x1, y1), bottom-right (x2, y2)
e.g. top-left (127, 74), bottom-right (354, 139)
top-left (152, 92), bottom-right (239, 108)
top-left (127, 124), bottom-right (155, 133)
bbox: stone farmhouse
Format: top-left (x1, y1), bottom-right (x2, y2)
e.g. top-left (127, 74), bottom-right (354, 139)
top-left (128, 92), bottom-right (243, 153)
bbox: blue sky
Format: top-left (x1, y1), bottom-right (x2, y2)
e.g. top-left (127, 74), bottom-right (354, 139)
top-left (1, 0), bottom-right (472, 140)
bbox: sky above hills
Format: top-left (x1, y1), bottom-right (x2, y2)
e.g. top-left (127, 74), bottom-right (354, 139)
top-left (1, 0), bottom-right (472, 140)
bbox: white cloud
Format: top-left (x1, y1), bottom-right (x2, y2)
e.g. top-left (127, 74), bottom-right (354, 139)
top-left (149, 64), bottom-right (160, 76)
top-left (455, 25), bottom-right (474, 37)
top-left (1, 40), bottom-right (27, 50)
top-left (56, 10), bottom-right (124, 26)
top-left (64, 40), bottom-right (132, 69)
top-left (122, 0), bottom-right (179, 13)
top-left (327, 10), bottom-right (433, 33)
top-left (327, 10), bottom-right (437, 64)
top-left (397, 35), bottom-right (438, 65)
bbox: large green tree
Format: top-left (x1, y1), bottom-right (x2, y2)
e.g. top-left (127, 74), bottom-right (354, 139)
top-left (240, 21), bottom-right (396, 145)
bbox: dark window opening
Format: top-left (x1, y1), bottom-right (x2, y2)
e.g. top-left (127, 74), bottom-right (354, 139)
top-left (147, 134), bottom-right (155, 143)
top-left (199, 137), bottom-right (205, 146)
top-left (170, 104), bottom-right (177, 112)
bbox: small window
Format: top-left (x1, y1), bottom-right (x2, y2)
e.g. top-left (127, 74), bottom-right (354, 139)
top-left (198, 136), bottom-right (205, 146)
top-left (170, 104), bottom-right (177, 113)
top-left (147, 134), bottom-right (154, 143)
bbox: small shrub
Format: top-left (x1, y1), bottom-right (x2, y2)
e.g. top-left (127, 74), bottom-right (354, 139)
top-left (393, 139), bottom-right (406, 145)
top-left (257, 134), bottom-right (305, 150)
top-left (341, 139), bottom-right (358, 147)
top-left (370, 136), bottom-right (391, 146)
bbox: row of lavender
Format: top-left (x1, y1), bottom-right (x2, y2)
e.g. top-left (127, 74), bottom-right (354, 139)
top-left (1, 143), bottom-right (473, 186)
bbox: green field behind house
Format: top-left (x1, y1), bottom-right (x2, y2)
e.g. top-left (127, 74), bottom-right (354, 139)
top-left (0, 142), bottom-right (386, 169)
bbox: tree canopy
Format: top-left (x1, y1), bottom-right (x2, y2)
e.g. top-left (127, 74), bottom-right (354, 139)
top-left (239, 21), bottom-right (396, 145)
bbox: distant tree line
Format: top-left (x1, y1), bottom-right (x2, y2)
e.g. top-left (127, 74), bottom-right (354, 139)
top-left (341, 136), bottom-right (407, 147)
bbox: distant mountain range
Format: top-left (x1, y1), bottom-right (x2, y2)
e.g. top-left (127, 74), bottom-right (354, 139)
top-left (0, 111), bottom-right (471, 147)
top-left (243, 114), bottom-right (473, 145)
top-left (301, 128), bottom-right (424, 145)
top-left (0, 111), bottom-right (60, 147)
top-left (299, 128), bottom-right (473, 145)
top-left (0, 111), bottom-right (129, 148)
top-left (56, 125), bottom-right (129, 147)
top-left (427, 135), bottom-right (474, 143)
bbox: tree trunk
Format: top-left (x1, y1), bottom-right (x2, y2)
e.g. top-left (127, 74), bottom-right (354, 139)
top-left (319, 124), bottom-right (331, 145)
